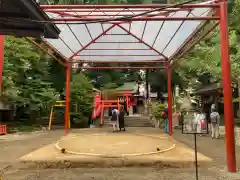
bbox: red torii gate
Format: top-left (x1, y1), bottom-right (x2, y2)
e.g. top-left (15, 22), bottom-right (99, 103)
top-left (0, 0), bottom-right (236, 172)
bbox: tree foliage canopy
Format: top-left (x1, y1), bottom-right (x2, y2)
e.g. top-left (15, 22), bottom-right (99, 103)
top-left (174, 0), bottom-right (240, 89)
top-left (3, 0), bottom-right (240, 123)
top-left (3, 36), bottom-right (58, 111)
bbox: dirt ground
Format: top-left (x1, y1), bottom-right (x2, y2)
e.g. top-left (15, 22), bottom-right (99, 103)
top-left (1, 167), bottom-right (240, 180)
top-left (0, 128), bottom-right (240, 180)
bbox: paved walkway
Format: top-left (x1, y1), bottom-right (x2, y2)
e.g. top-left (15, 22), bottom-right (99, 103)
top-left (173, 129), bottom-right (240, 169)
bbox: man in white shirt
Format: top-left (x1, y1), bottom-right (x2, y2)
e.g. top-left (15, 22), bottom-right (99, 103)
top-left (111, 108), bottom-right (119, 132)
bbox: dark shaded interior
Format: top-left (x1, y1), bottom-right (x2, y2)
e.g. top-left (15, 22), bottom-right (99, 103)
top-left (0, 0), bottom-right (60, 38)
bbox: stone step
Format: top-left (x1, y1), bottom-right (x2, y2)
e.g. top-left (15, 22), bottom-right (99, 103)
top-left (102, 116), bottom-right (152, 127)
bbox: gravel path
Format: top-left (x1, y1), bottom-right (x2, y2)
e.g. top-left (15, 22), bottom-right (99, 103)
top-left (0, 130), bottom-right (63, 169)
top-left (173, 129), bottom-right (240, 169)
top-left (2, 167), bottom-right (240, 180)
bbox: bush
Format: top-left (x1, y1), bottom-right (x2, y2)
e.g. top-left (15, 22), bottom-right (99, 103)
top-left (152, 103), bottom-right (165, 120)
top-left (69, 73), bottom-right (94, 128)
top-left (70, 112), bottom-right (89, 128)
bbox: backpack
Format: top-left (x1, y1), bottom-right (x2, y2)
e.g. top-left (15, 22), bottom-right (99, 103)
top-left (161, 111), bottom-right (167, 119)
top-left (210, 112), bottom-right (218, 123)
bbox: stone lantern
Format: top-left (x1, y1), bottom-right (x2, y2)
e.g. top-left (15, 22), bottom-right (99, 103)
top-left (180, 96), bottom-right (196, 133)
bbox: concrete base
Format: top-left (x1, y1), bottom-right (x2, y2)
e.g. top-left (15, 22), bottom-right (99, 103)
top-left (19, 128), bottom-right (212, 169)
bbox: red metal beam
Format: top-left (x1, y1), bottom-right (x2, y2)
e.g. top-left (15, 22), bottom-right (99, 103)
top-left (219, 1), bottom-right (236, 173)
top-left (0, 36), bottom-right (4, 93)
top-left (117, 24), bottom-right (168, 59)
top-left (44, 8), bottom-right (196, 13)
top-left (84, 48), bottom-right (150, 50)
top-left (94, 41), bottom-right (141, 43)
top-left (41, 4), bottom-right (220, 9)
top-left (51, 16), bottom-right (219, 22)
top-left (77, 66), bottom-right (164, 69)
top-left (104, 34), bottom-right (128, 35)
top-left (68, 24), bottom-right (116, 60)
top-left (75, 54), bottom-right (160, 56)
top-left (167, 67), bottom-right (172, 136)
top-left (49, 9), bottom-right (180, 19)
top-left (65, 62), bottom-right (71, 136)
top-left (70, 60), bottom-right (166, 63)
top-left (102, 100), bottom-right (122, 102)
top-left (52, 12), bottom-right (171, 17)
top-left (102, 105), bottom-right (119, 107)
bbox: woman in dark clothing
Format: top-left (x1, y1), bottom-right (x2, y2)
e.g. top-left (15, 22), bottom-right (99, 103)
top-left (124, 101), bottom-right (129, 116)
top-left (203, 102), bottom-right (211, 124)
top-left (119, 106), bottom-right (126, 131)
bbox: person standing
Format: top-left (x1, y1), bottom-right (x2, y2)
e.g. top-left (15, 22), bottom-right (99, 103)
top-left (118, 106), bottom-right (126, 131)
top-left (111, 108), bottom-right (119, 132)
top-left (124, 100), bottom-right (129, 116)
top-left (162, 105), bottom-right (168, 133)
top-left (210, 108), bottom-right (220, 139)
top-left (132, 98), bottom-right (137, 115)
top-left (196, 110), bottom-right (206, 136)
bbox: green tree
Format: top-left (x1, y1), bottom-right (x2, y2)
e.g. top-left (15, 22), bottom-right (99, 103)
top-left (3, 36), bottom-right (60, 122)
top-left (70, 73), bottom-right (93, 125)
top-left (3, 36), bottom-right (57, 109)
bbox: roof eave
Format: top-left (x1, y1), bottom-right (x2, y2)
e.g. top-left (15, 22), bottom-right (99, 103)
top-left (19, 0), bottom-right (60, 39)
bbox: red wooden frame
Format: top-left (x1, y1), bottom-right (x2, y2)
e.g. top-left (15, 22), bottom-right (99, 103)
top-left (76, 66), bottom-right (165, 69)
top-left (44, 1), bottom-right (236, 172)
top-left (0, 36), bottom-right (4, 93)
top-left (0, 0), bottom-right (235, 172)
top-left (219, 1), bottom-right (236, 172)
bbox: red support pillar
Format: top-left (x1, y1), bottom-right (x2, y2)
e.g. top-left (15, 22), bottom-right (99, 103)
top-left (0, 36), bottom-right (4, 93)
top-left (167, 67), bottom-right (173, 136)
top-left (65, 62), bottom-right (71, 136)
top-left (219, 1), bottom-right (236, 172)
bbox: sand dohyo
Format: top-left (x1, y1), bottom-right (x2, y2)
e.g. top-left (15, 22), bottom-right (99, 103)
top-left (19, 128), bottom-right (212, 168)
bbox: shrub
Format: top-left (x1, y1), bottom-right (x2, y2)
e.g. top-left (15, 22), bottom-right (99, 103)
top-left (152, 103), bottom-right (165, 120)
